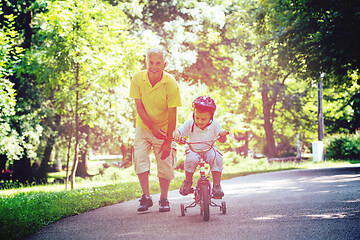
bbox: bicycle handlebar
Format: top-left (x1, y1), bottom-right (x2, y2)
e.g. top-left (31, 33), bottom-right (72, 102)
top-left (176, 132), bottom-right (229, 154)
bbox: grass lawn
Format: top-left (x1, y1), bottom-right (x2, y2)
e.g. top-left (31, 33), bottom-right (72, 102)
top-left (0, 153), bottom-right (358, 240)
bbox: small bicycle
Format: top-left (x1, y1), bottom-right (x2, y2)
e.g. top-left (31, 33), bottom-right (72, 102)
top-left (178, 135), bottom-right (227, 221)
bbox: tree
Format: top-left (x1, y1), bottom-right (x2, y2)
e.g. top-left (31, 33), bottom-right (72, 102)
top-left (0, 14), bottom-right (20, 169)
top-left (262, 0), bottom-right (360, 86)
top-left (1, 8), bottom-right (40, 182)
top-left (27, 0), bottom-right (142, 188)
top-left (323, 75), bottom-right (360, 134)
top-left (125, 0), bottom-right (319, 157)
top-left (262, 0), bottom-right (360, 136)
top-left (4, 0), bottom-right (354, 181)
top-left (1, 0), bottom-right (49, 183)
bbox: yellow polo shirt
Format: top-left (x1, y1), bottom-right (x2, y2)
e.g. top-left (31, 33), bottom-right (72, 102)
top-left (129, 70), bottom-right (181, 131)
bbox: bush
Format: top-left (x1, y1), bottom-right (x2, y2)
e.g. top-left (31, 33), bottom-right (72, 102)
top-left (324, 131), bottom-right (360, 160)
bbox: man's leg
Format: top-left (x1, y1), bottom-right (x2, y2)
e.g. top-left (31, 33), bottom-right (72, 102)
top-left (153, 139), bottom-right (175, 212)
top-left (159, 177), bottom-right (171, 212)
top-left (159, 177), bottom-right (170, 199)
top-left (133, 128), bottom-right (153, 211)
top-left (137, 171), bottom-right (153, 211)
top-left (138, 171), bottom-right (150, 197)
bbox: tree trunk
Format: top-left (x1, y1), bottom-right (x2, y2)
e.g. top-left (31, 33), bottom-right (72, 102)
top-left (0, 155), bottom-right (11, 183)
top-left (350, 92), bottom-right (360, 133)
top-left (23, 9), bottom-right (33, 49)
top-left (36, 114), bottom-right (60, 182)
top-left (0, 155), bottom-right (6, 173)
top-left (76, 150), bottom-right (88, 177)
top-left (261, 85), bottom-right (277, 158)
top-left (36, 135), bottom-right (55, 183)
top-left (76, 124), bottom-right (90, 177)
top-left (12, 150), bottom-right (33, 184)
top-left (55, 144), bottom-right (62, 172)
top-left (70, 61), bottom-right (80, 190)
top-left (65, 122), bottom-right (73, 191)
top-left (244, 131), bottom-right (249, 158)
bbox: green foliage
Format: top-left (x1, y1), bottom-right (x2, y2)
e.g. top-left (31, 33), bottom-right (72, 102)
top-left (20, 0), bottom-right (144, 178)
top-left (0, 79), bottom-right (20, 159)
top-left (0, 11), bottom-right (30, 161)
top-left (0, 182), bottom-right (143, 240)
top-left (323, 79), bottom-right (360, 134)
top-left (31, 0), bottom-right (141, 97)
top-left (1, 0), bottom-right (359, 184)
top-left (324, 131), bottom-right (360, 160)
top-left (262, 0), bottom-right (360, 86)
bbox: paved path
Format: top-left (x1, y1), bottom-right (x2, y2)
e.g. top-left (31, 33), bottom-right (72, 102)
top-left (26, 164), bottom-right (360, 240)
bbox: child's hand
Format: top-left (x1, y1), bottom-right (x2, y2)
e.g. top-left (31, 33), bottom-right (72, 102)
top-left (173, 129), bottom-right (182, 143)
top-left (218, 130), bottom-right (228, 143)
top-left (219, 130), bottom-right (228, 137)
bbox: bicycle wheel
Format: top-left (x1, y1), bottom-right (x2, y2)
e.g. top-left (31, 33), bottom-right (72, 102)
top-left (200, 184), bottom-right (210, 221)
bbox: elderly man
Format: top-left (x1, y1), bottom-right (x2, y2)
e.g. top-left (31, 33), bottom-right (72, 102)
top-left (129, 48), bottom-right (181, 212)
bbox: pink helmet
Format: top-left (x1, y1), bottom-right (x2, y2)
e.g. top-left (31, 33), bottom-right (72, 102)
top-left (191, 96), bottom-right (216, 131)
top-left (192, 96), bottom-right (216, 115)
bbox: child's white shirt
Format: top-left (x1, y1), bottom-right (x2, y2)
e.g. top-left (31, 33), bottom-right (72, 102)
top-left (177, 119), bottom-right (223, 150)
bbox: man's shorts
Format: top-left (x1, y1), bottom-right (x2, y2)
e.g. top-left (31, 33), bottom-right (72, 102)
top-left (184, 148), bottom-right (223, 173)
top-left (133, 127), bottom-right (177, 180)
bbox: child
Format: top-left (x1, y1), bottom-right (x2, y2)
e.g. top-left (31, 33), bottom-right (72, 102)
top-left (173, 96), bottom-right (227, 197)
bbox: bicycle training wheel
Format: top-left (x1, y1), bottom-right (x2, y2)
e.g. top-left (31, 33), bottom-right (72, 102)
top-left (221, 201), bottom-right (226, 214)
top-left (180, 203), bottom-right (185, 216)
top-left (200, 184), bottom-right (210, 221)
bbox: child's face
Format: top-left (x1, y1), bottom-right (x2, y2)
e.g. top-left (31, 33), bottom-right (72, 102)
top-left (194, 109), bottom-right (211, 129)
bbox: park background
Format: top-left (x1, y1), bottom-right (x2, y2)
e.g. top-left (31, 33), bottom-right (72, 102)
top-left (0, 0), bottom-right (359, 239)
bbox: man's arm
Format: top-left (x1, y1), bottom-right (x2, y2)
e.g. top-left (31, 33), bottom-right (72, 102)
top-left (159, 107), bottom-right (177, 160)
top-left (135, 99), bottom-right (166, 139)
top-left (166, 107), bottom-right (177, 142)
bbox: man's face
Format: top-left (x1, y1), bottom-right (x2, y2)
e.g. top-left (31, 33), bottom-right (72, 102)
top-left (194, 109), bottom-right (211, 129)
top-left (147, 52), bottom-right (166, 80)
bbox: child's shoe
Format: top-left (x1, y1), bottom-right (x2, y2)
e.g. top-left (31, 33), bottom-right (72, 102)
top-left (212, 184), bottom-right (224, 198)
top-left (179, 179), bottom-right (192, 196)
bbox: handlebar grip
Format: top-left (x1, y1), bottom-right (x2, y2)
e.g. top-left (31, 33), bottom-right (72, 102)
top-left (218, 131), bottom-right (229, 138)
top-left (179, 137), bottom-right (187, 145)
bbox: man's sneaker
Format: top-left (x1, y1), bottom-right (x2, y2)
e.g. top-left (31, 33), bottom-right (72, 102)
top-left (179, 179), bottom-right (192, 196)
top-left (138, 194), bottom-right (153, 212)
top-left (212, 184), bottom-right (224, 198)
top-left (159, 198), bottom-right (170, 212)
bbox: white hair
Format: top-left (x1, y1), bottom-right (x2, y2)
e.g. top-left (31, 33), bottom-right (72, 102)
top-left (146, 48), bottom-right (167, 63)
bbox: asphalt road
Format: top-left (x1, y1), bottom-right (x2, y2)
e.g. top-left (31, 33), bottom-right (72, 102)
top-left (26, 164), bottom-right (360, 240)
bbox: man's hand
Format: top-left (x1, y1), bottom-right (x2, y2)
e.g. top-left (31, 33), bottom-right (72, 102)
top-left (135, 99), bottom-right (167, 140)
top-left (151, 127), bottom-right (167, 140)
top-left (159, 140), bottom-right (171, 160)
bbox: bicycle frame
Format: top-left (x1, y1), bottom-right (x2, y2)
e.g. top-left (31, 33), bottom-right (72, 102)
top-left (194, 153), bottom-right (211, 203)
